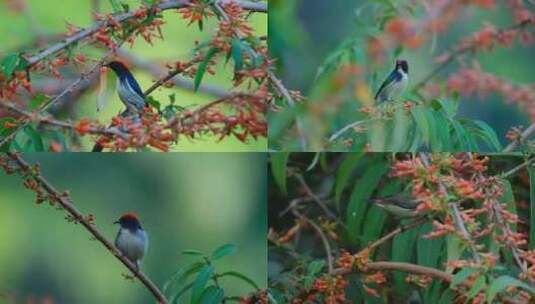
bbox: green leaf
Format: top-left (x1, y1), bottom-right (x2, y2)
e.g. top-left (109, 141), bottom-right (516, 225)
top-left (191, 265), bottom-right (214, 304)
top-left (437, 98), bottom-right (458, 118)
top-left (194, 47), bottom-right (219, 92)
top-left (22, 125), bottom-right (44, 152)
top-left (466, 276), bottom-right (486, 301)
top-left (29, 93), bottom-right (49, 110)
top-left (210, 244), bottom-right (237, 261)
top-left (217, 271), bottom-right (259, 290)
top-left (307, 260), bottom-right (325, 277)
top-left (1, 53), bottom-right (20, 76)
top-left (432, 111), bottom-right (451, 151)
top-left (486, 275), bottom-right (535, 302)
top-left (109, 0), bottom-right (122, 13)
top-left (346, 157), bottom-right (389, 244)
top-left (0, 117), bottom-right (17, 137)
top-left (271, 152), bottom-right (289, 194)
top-left (417, 222), bottom-right (444, 268)
top-left (163, 261), bottom-right (205, 297)
top-left (529, 165), bottom-right (535, 250)
top-left (182, 249), bottom-right (204, 256)
top-left (451, 267), bottom-right (478, 287)
top-left (231, 38), bottom-right (243, 71)
top-left (392, 227), bottom-right (419, 293)
top-left (199, 286), bottom-right (224, 304)
top-left (362, 180), bottom-right (401, 248)
top-left (411, 105), bottom-right (430, 145)
top-left (470, 120), bottom-right (502, 151)
top-left (334, 153), bottom-right (363, 205)
top-left (451, 120), bottom-right (470, 151)
top-left (438, 289), bottom-right (456, 304)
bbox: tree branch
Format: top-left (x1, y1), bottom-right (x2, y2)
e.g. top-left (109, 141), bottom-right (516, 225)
top-left (117, 50), bottom-right (230, 98)
top-left (4, 153), bottom-right (168, 303)
top-left (24, 0), bottom-right (266, 68)
top-left (419, 153), bottom-right (482, 264)
top-left (334, 261), bottom-right (453, 283)
top-left (503, 123), bottom-right (535, 152)
top-left (413, 20), bottom-right (532, 91)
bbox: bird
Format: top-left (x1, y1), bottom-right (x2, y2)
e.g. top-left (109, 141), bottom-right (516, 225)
top-left (106, 61), bottom-right (146, 114)
top-left (368, 194), bottom-right (421, 219)
top-left (374, 59), bottom-right (409, 102)
top-left (92, 61), bottom-right (147, 152)
top-left (114, 213), bottom-right (149, 271)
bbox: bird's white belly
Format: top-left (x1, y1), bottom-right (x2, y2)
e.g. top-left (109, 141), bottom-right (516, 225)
top-left (115, 228), bottom-right (148, 263)
top-left (117, 79), bottom-right (145, 111)
top-left (389, 74), bottom-right (408, 99)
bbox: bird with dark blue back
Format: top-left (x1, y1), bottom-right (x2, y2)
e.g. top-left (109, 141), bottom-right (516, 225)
top-left (375, 59), bottom-right (409, 103)
top-left (106, 61), bottom-right (146, 114)
top-left (92, 61), bottom-right (147, 152)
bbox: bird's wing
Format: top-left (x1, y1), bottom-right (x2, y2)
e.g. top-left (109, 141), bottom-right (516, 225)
top-left (375, 71), bottom-right (401, 100)
top-left (125, 74), bottom-right (145, 98)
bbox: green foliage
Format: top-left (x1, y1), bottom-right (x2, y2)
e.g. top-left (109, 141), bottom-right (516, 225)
top-left (270, 152), bottom-right (289, 194)
top-left (269, 153), bottom-right (535, 303)
top-left (164, 244), bottom-right (259, 304)
top-left (268, 0), bottom-right (513, 152)
top-left (1, 53), bottom-right (28, 78)
top-left (530, 166), bottom-right (535, 250)
top-left (194, 47), bottom-right (220, 92)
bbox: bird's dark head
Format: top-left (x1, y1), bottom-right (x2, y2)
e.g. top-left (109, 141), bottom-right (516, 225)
top-left (106, 61), bottom-right (130, 75)
top-left (395, 59), bottom-right (409, 74)
top-left (114, 212), bottom-right (142, 230)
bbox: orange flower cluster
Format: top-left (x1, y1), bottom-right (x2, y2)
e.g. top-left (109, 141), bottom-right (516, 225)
top-left (367, 0), bottom-right (498, 62)
top-left (0, 70), bottom-right (32, 99)
top-left (177, 0), bottom-right (214, 26)
top-left (447, 62), bottom-right (535, 121)
top-left (239, 290), bottom-right (268, 304)
top-left (311, 275), bottom-right (348, 304)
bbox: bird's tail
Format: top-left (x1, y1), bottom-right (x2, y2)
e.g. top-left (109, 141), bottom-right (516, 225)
top-left (92, 143), bottom-right (104, 152)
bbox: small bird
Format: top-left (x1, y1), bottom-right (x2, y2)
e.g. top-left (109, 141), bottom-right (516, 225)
top-left (368, 195), bottom-right (421, 219)
top-left (92, 61), bottom-right (147, 152)
top-left (107, 61), bottom-right (146, 114)
top-left (114, 213), bottom-right (149, 270)
top-left (375, 59), bottom-right (409, 102)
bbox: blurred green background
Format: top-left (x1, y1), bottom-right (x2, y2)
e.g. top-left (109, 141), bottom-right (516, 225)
top-left (0, 153), bottom-right (267, 303)
top-left (0, 0), bottom-right (267, 151)
top-left (269, 0), bottom-right (533, 145)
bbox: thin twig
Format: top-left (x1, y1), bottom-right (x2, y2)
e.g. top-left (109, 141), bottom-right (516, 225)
top-left (365, 217), bottom-right (428, 253)
top-left (117, 50), bottom-right (229, 97)
top-left (0, 102), bottom-right (129, 140)
top-left (292, 208), bottom-right (334, 274)
top-left (503, 123), bottom-right (535, 152)
top-left (212, 1), bottom-right (308, 150)
top-left (0, 52), bottom-right (113, 148)
top-left (334, 261), bottom-right (453, 283)
top-left (469, 153), bottom-right (530, 273)
top-left (293, 174), bottom-right (338, 220)
top-left (6, 154), bottom-right (168, 304)
top-left (419, 153), bottom-right (482, 263)
top-left (502, 156), bottom-right (535, 179)
top-left (328, 120), bottom-right (369, 143)
top-left (413, 20), bottom-right (532, 91)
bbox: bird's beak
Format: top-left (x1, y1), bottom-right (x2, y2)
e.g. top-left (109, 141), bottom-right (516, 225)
top-left (113, 220), bottom-right (119, 224)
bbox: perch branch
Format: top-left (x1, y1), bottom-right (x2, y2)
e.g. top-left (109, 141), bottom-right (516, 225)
top-left (5, 153), bottom-right (168, 303)
top-left (334, 261), bottom-right (453, 283)
top-left (503, 123), bottom-right (535, 152)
